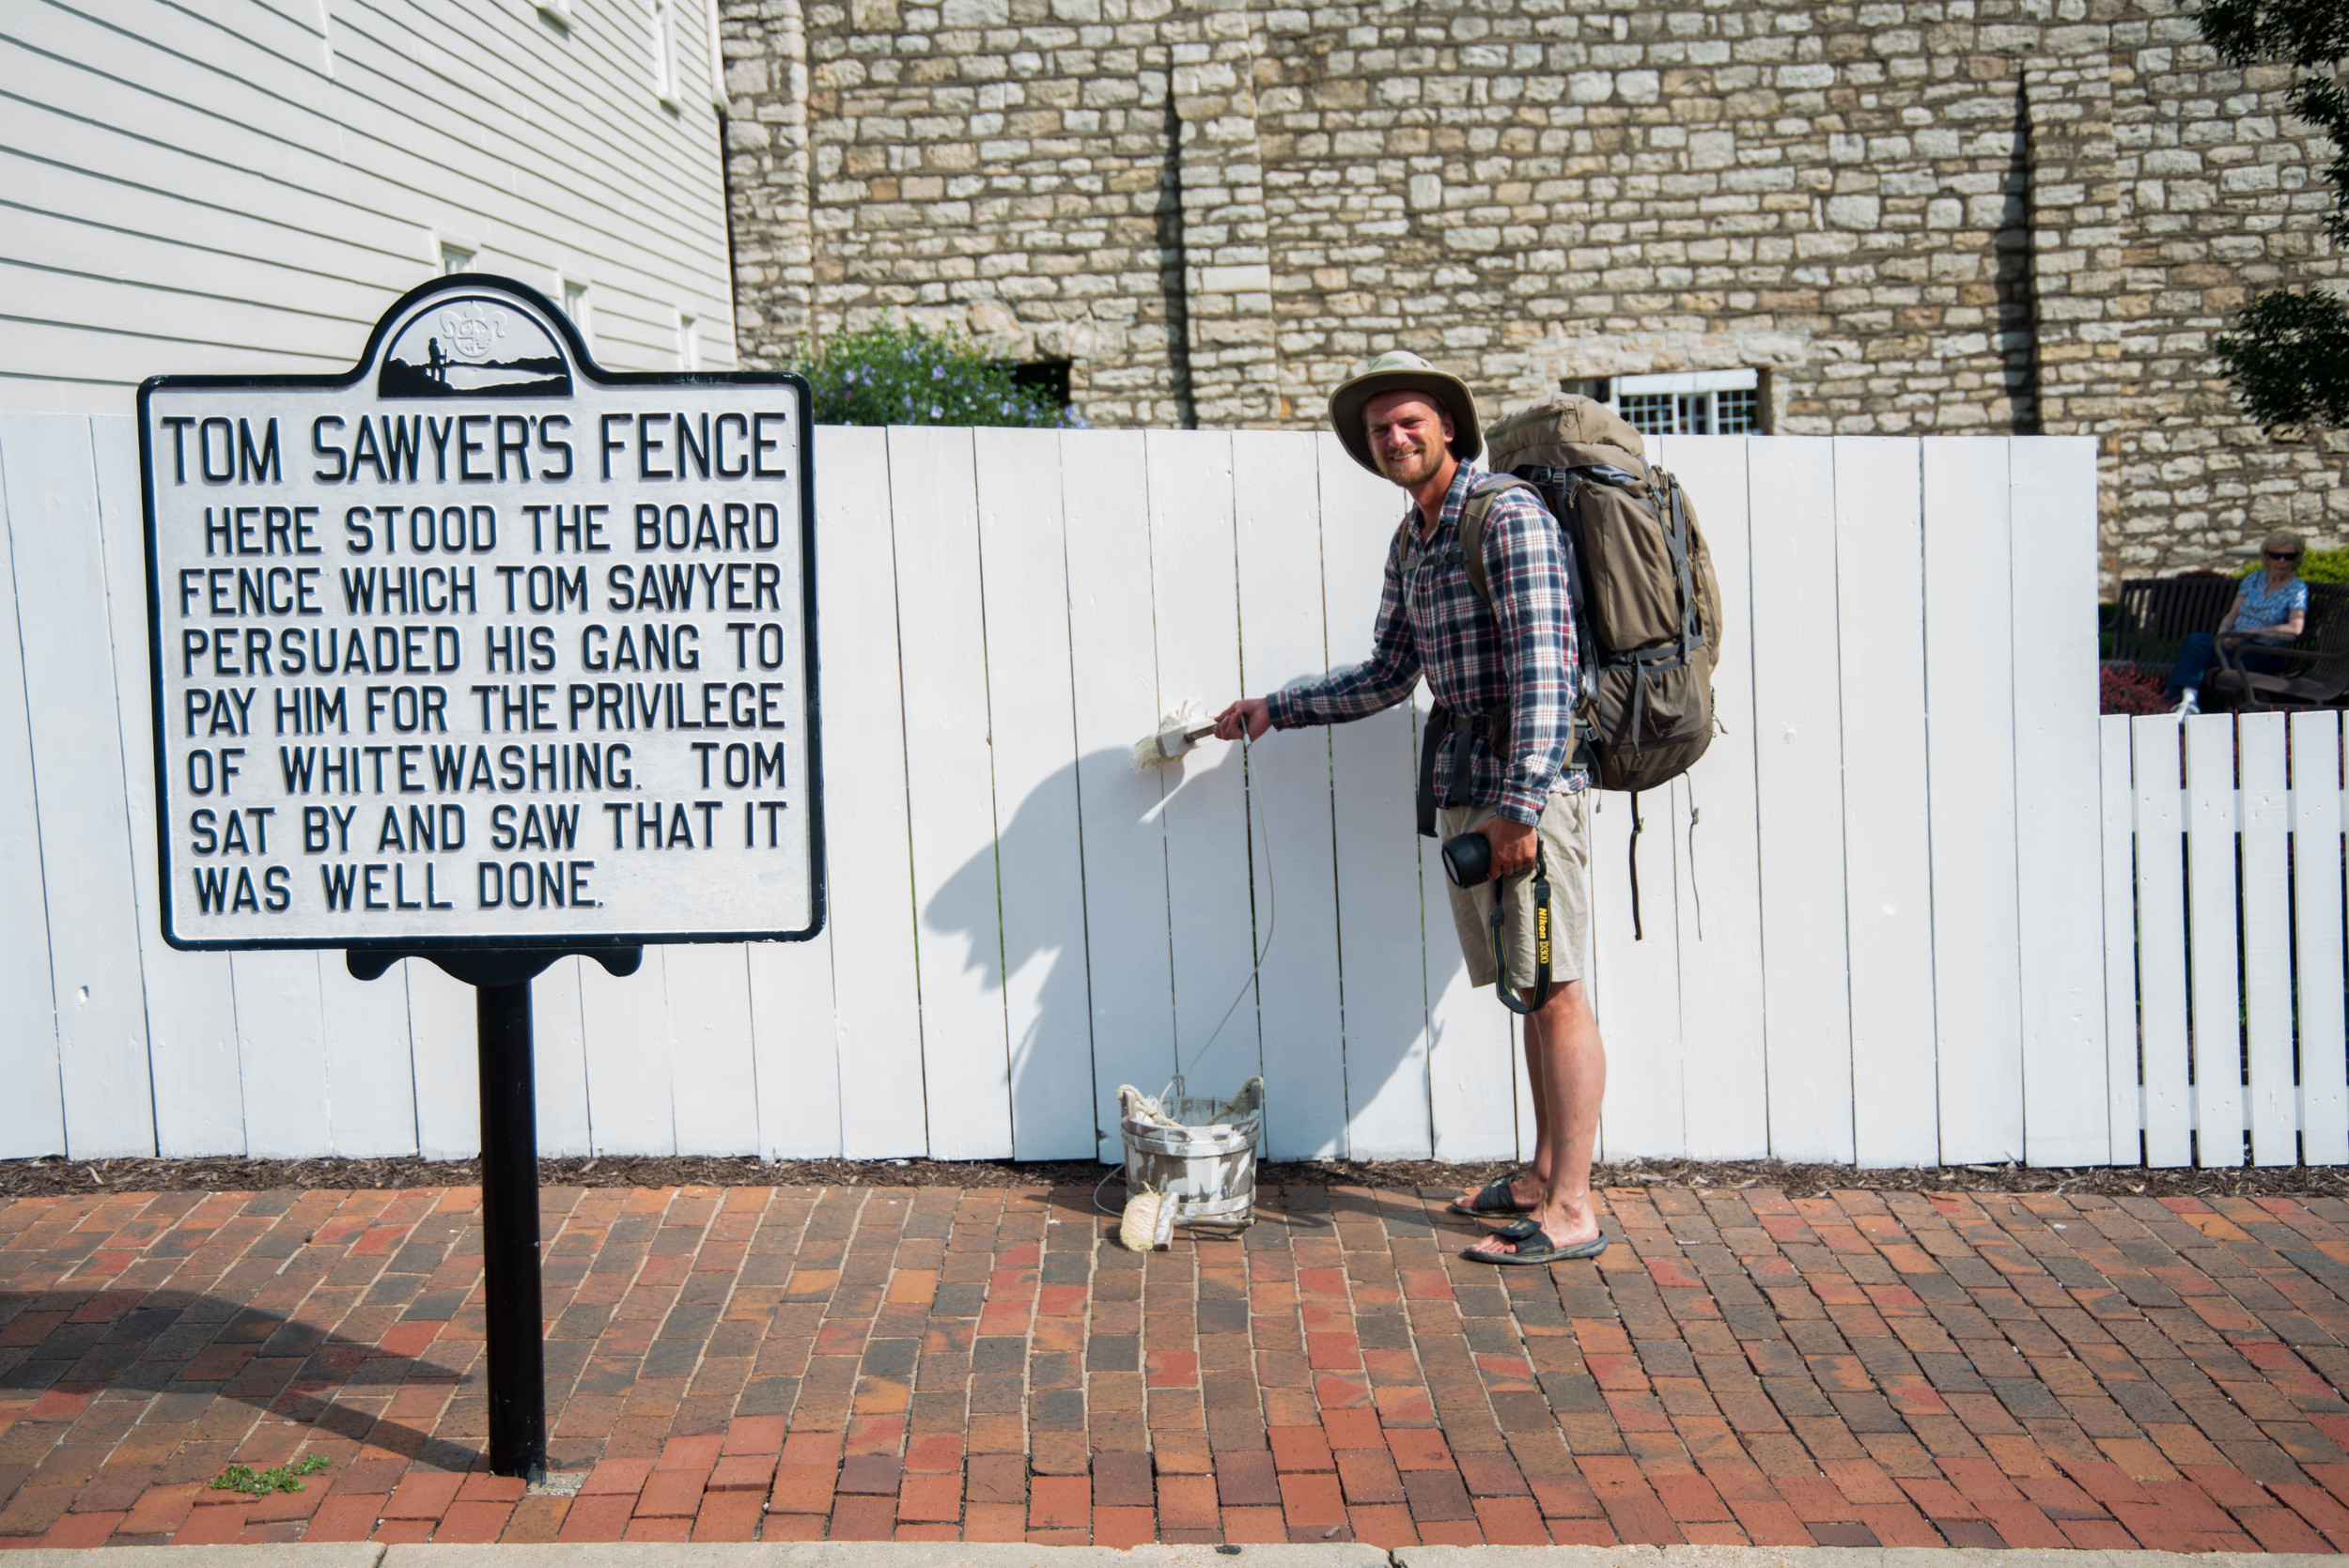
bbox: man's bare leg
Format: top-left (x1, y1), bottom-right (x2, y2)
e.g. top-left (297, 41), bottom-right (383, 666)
top-left (1455, 1017), bottom-right (1554, 1212)
top-left (1469, 979), bottom-right (1604, 1255)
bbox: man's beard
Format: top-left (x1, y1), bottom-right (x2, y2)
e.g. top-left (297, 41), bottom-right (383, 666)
top-left (1377, 441), bottom-right (1444, 488)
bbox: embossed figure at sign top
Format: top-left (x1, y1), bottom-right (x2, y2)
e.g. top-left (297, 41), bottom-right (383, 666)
top-left (379, 296), bottom-right (572, 399)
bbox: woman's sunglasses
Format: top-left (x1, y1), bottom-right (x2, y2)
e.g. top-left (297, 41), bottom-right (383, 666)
top-left (2267, 550), bottom-right (2302, 561)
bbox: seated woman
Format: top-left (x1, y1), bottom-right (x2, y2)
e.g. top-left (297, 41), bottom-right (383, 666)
top-left (2168, 531), bottom-right (2310, 714)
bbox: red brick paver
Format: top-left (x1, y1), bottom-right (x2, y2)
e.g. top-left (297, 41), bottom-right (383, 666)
top-left (5, 1180), bottom-right (2349, 1546)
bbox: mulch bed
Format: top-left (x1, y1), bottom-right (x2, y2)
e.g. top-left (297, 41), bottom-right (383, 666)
top-left (6, 1151), bottom-right (2346, 1202)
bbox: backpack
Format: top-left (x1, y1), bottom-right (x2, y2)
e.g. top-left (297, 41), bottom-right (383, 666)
top-left (1396, 394), bottom-right (1724, 933)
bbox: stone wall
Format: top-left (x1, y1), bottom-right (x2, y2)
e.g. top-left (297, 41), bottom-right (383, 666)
top-left (719, 0), bottom-right (2348, 577)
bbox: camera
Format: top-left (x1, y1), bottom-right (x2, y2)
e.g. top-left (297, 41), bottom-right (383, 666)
top-left (1440, 830), bottom-right (1492, 888)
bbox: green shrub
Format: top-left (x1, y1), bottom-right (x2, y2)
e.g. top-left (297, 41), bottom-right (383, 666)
top-left (796, 323), bottom-right (1080, 428)
top-left (2234, 545), bottom-right (2349, 583)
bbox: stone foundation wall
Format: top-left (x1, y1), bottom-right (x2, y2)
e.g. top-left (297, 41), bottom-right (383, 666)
top-left (720, 0), bottom-right (2348, 579)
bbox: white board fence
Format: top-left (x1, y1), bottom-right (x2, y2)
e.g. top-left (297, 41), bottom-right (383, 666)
top-left (3, 414), bottom-right (2277, 1169)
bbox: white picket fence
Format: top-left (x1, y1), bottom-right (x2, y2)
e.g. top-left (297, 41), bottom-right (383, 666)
top-left (6, 412), bottom-right (2295, 1171)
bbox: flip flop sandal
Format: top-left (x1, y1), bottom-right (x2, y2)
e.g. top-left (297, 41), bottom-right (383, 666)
top-left (1461, 1227), bottom-right (1610, 1265)
top-left (1448, 1172), bottom-right (1536, 1216)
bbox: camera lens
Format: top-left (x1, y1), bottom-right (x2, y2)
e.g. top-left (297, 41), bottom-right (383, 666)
top-left (1441, 831), bottom-right (1491, 888)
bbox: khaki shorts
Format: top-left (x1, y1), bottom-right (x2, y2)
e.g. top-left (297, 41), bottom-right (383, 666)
top-left (1439, 790), bottom-right (1591, 992)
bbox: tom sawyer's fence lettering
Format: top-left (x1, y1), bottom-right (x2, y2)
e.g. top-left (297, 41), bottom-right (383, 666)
top-left (138, 278), bottom-right (820, 949)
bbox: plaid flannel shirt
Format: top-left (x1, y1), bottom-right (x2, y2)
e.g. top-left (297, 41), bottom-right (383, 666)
top-left (1266, 461), bottom-right (1585, 824)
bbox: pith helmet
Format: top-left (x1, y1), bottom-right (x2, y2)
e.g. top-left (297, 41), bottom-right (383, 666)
top-left (1327, 350), bottom-right (1483, 475)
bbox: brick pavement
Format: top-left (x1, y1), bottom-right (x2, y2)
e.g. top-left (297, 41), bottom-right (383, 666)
top-left (5, 1181), bottom-right (2349, 1550)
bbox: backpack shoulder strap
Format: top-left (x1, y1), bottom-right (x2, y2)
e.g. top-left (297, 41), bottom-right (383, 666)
top-left (1458, 473), bottom-right (1540, 610)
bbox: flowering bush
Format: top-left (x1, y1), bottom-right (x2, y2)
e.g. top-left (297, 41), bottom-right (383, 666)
top-left (796, 323), bottom-right (1082, 428)
top-left (2102, 667), bottom-right (2172, 716)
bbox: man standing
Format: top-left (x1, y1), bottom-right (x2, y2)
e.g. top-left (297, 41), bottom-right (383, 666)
top-left (1213, 351), bottom-right (1608, 1265)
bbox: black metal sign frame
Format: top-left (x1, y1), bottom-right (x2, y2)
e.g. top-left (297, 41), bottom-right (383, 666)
top-left (137, 273), bottom-right (826, 956)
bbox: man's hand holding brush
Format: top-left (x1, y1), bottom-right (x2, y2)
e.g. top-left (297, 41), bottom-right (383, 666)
top-left (1213, 698), bottom-right (1272, 742)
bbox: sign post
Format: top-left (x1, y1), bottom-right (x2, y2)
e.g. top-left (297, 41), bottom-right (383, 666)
top-left (140, 277), bottom-right (824, 1478)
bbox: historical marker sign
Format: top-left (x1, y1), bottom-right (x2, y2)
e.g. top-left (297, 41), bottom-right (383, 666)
top-left (139, 276), bottom-right (822, 952)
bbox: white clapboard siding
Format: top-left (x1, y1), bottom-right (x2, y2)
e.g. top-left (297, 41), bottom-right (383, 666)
top-left (1922, 439), bottom-right (2023, 1165)
top-left (2009, 439), bottom-right (2109, 1164)
top-left (1065, 429), bottom-right (1177, 1160)
top-left (1651, 435), bottom-right (1769, 1159)
top-left (1, 414), bottom-right (157, 1157)
top-left (2295, 713), bottom-right (2349, 1163)
top-left (1833, 438), bottom-right (1937, 1168)
top-left (1747, 438), bottom-right (1855, 1163)
top-left (817, 426), bottom-right (926, 1157)
top-left (7, 0), bottom-right (732, 416)
top-left (1232, 431), bottom-right (1347, 1158)
top-left (891, 426), bottom-right (1013, 1160)
top-left (2240, 713), bottom-right (2295, 1165)
top-left (1317, 437), bottom-right (1433, 1160)
top-left (973, 427), bottom-right (1094, 1160)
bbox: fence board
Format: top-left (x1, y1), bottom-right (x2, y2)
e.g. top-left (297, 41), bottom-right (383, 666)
top-left (666, 945), bottom-right (759, 1156)
top-left (2009, 438), bottom-right (2110, 1165)
top-left (0, 430), bottom-right (65, 1159)
top-left (232, 952), bottom-right (330, 1158)
top-left (317, 960), bottom-right (418, 1157)
top-left (533, 956), bottom-right (594, 1158)
top-left (2186, 713), bottom-right (2244, 1167)
top-left (581, 946), bottom-right (675, 1154)
top-left (1591, 787), bottom-right (1682, 1157)
top-left (817, 426), bottom-right (926, 1157)
top-left (1746, 438), bottom-right (1854, 1162)
top-left (751, 928), bottom-right (841, 1159)
top-left (1316, 435), bottom-right (1431, 1160)
top-left (2, 413), bottom-right (154, 1157)
top-left (1835, 437), bottom-right (1937, 1167)
top-left (2295, 713), bottom-right (2348, 1162)
top-left (88, 414), bottom-right (243, 1156)
top-left (2100, 717), bottom-right (2141, 1164)
top-left (1233, 429), bottom-right (1346, 1158)
top-left (1651, 435), bottom-right (1768, 1158)
top-left (1064, 428), bottom-right (1175, 1159)
top-left (1147, 431), bottom-right (1262, 1111)
top-left (893, 426), bottom-right (1012, 1159)
top-left (407, 960), bottom-right (478, 1158)
top-left (973, 427), bottom-right (1095, 1160)
top-left (2240, 712), bottom-right (2295, 1164)
top-left (2134, 716), bottom-right (2191, 1165)
top-left (1921, 439), bottom-right (2023, 1164)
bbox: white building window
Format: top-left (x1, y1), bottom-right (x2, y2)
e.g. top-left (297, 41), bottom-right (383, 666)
top-left (677, 312), bottom-right (700, 371)
top-left (439, 241), bottom-right (475, 275)
top-left (651, 0), bottom-right (682, 107)
top-left (1571, 368), bottom-right (1763, 436)
top-left (562, 280), bottom-right (593, 348)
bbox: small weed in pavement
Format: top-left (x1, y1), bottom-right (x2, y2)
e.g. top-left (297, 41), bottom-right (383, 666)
top-left (211, 1454), bottom-right (330, 1496)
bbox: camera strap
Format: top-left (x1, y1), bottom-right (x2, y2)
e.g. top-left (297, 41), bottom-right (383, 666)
top-left (1490, 842), bottom-right (1553, 1016)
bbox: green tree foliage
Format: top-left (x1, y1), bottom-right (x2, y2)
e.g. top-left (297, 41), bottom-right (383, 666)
top-left (2201, 0), bottom-right (2349, 428)
top-left (797, 322), bottom-right (1081, 428)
